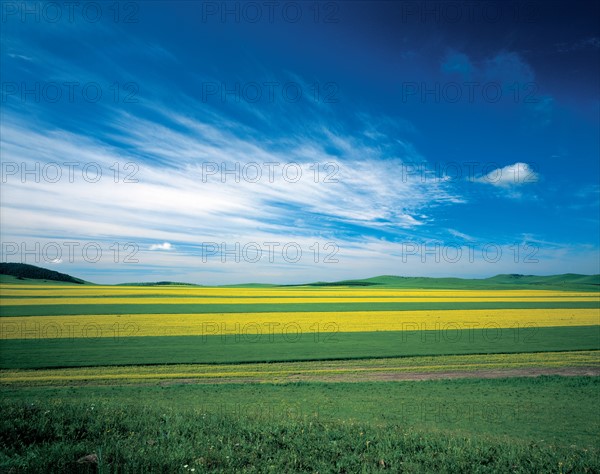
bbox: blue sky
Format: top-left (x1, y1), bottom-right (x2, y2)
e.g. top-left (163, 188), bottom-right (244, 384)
top-left (1, 1), bottom-right (599, 284)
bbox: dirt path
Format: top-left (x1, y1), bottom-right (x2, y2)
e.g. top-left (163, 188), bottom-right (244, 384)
top-left (4, 354), bottom-right (598, 387)
top-left (361, 366), bottom-right (600, 382)
top-left (157, 365), bottom-right (600, 385)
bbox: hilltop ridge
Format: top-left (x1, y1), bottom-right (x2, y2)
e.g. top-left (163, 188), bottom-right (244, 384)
top-left (1, 263), bottom-right (598, 291)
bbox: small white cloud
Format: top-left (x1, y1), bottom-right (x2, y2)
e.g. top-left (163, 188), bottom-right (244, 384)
top-left (448, 229), bottom-right (475, 241)
top-left (477, 162), bottom-right (539, 188)
top-left (149, 242), bottom-right (173, 251)
top-left (50, 258), bottom-right (62, 264)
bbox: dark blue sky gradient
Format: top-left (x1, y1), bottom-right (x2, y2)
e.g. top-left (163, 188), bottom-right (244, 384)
top-left (1, 0), bottom-right (598, 282)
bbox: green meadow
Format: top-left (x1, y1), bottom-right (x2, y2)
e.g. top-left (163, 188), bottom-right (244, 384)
top-left (2, 377), bottom-right (599, 472)
top-left (1, 326), bottom-right (599, 369)
top-left (1, 271), bottom-right (599, 471)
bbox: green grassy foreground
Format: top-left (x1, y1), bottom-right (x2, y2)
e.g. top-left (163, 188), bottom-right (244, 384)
top-left (1, 377), bottom-right (598, 472)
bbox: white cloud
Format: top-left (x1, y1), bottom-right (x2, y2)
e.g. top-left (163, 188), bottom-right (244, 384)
top-left (149, 242), bottom-right (173, 251)
top-left (0, 108), bottom-right (470, 283)
top-left (477, 162), bottom-right (539, 188)
top-left (0, 104), bottom-right (462, 248)
top-left (448, 229), bottom-right (475, 242)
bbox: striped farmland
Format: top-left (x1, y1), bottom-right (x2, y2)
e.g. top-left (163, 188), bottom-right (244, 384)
top-left (0, 284), bottom-right (598, 369)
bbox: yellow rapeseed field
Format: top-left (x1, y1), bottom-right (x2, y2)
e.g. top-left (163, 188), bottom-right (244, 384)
top-left (1, 285), bottom-right (596, 299)
top-left (2, 296), bottom-right (598, 306)
top-left (1, 308), bottom-right (598, 339)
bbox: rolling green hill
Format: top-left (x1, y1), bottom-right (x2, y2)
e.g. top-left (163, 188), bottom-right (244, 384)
top-left (302, 274), bottom-right (600, 291)
top-left (0, 263), bottom-right (87, 284)
top-left (1, 263), bottom-right (598, 290)
top-left (115, 281), bottom-right (201, 287)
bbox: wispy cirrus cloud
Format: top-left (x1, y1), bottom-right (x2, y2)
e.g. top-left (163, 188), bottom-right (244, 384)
top-left (1, 86), bottom-right (469, 283)
top-left (149, 242), bottom-right (173, 251)
top-left (0, 102), bottom-right (458, 241)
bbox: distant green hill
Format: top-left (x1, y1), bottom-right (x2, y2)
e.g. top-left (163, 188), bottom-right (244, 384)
top-left (118, 282), bottom-right (278, 288)
top-left (0, 263), bottom-right (598, 291)
top-left (301, 274), bottom-right (600, 291)
top-left (0, 263), bottom-right (87, 284)
top-left (116, 281), bottom-right (201, 287)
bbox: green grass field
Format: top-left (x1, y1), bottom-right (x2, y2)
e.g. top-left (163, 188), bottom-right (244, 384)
top-left (1, 326), bottom-right (599, 369)
top-left (2, 377), bottom-right (599, 472)
top-left (1, 274), bottom-right (599, 471)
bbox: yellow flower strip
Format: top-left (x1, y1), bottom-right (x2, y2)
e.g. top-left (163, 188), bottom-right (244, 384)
top-left (2, 296), bottom-right (599, 306)
top-left (1, 286), bottom-right (596, 298)
top-left (1, 309), bottom-right (598, 339)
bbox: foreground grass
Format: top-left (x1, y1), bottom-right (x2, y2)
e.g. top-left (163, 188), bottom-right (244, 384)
top-left (1, 377), bottom-right (599, 472)
top-left (3, 377), bottom-right (599, 446)
top-left (2, 404), bottom-right (598, 473)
